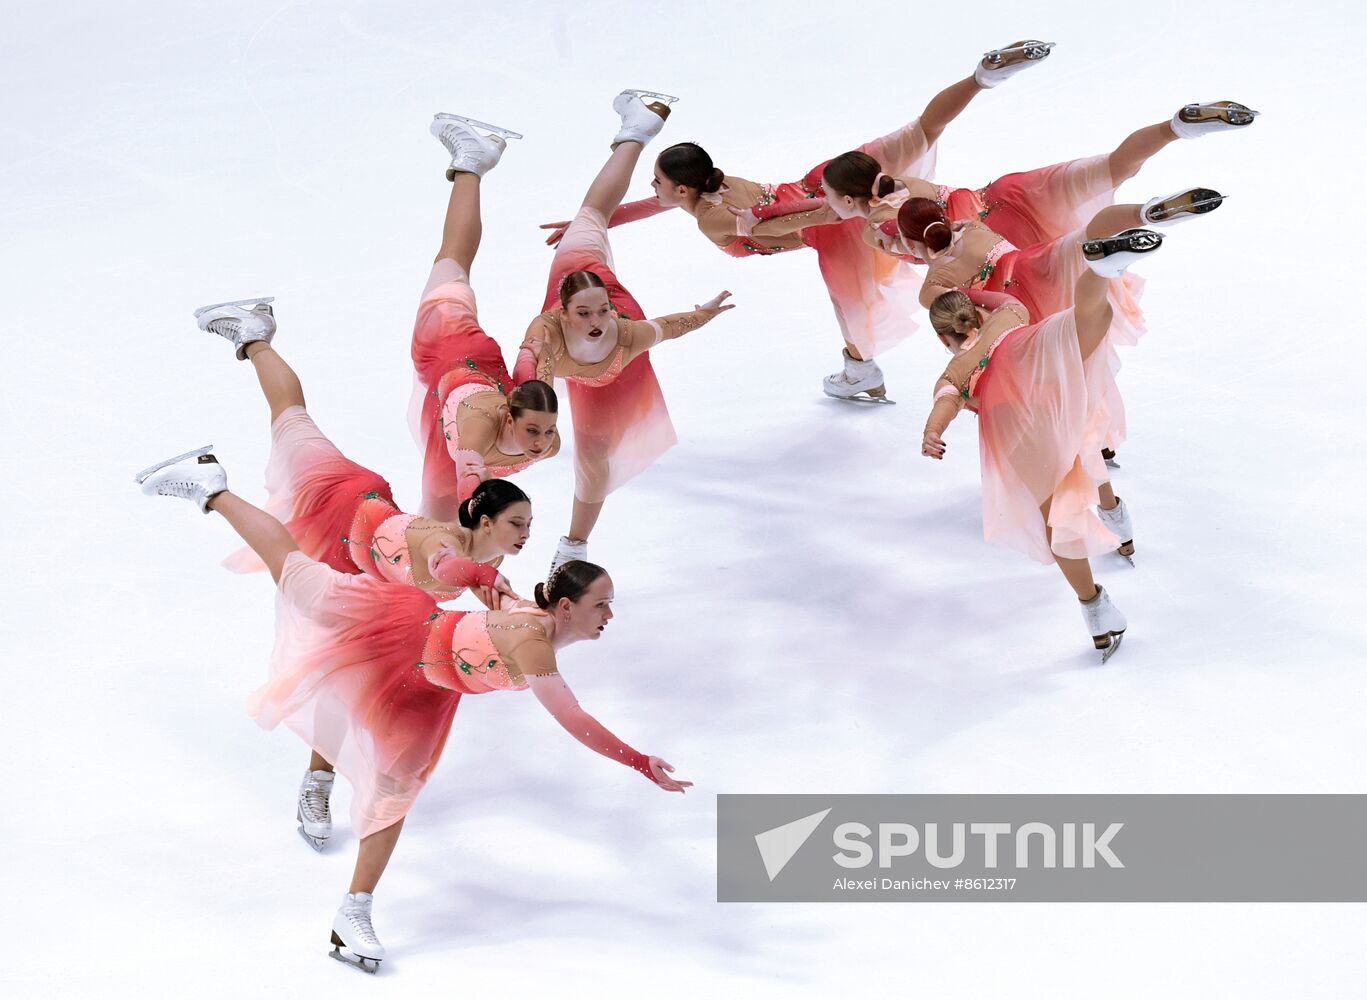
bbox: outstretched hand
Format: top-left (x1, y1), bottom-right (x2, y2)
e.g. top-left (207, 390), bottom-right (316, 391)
top-left (696, 290), bottom-right (735, 317)
top-left (648, 756), bottom-right (692, 792)
top-left (922, 429), bottom-right (947, 460)
top-left (540, 221), bottom-right (571, 247)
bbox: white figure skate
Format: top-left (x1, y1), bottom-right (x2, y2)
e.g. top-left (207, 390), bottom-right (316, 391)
top-left (548, 536), bottom-right (588, 580)
top-left (823, 349), bottom-right (894, 404)
top-left (194, 298), bottom-right (276, 361)
top-left (975, 40), bottom-right (1056, 88)
top-left (1097, 497), bottom-right (1136, 566)
top-left (431, 114), bottom-right (521, 181)
top-left (297, 769), bottom-right (334, 852)
top-left (612, 89), bottom-right (678, 148)
top-left (1141, 187), bottom-right (1225, 228)
top-left (135, 447), bottom-right (227, 513)
top-left (330, 892), bottom-right (384, 974)
top-left (1080, 585), bottom-right (1127, 663)
top-left (1081, 229), bottom-right (1163, 278)
top-left (1171, 101), bottom-right (1260, 139)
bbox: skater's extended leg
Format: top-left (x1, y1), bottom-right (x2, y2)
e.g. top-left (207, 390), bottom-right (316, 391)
top-left (919, 76), bottom-right (984, 146)
top-left (581, 141), bottom-right (647, 220)
top-left (309, 750), bottom-right (333, 772)
top-left (1107, 121), bottom-right (1178, 187)
top-left (350, 817), bottom-right (405, 894)
top-left (207, 491), bottom-right (299, 583)
top-left (1098, 481), bottom-right (1118, 509)
top-left (436, 173), bottom-right (483, 275)
top-left (243, 342), bottom-right (306, 423)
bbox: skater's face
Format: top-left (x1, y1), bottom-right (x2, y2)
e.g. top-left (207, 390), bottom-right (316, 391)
top-left (508, 409), bottom-right (557, 457)
top-left (651, 162), bottom-right (690, 207)
top-left (562, 287), bottom-right (618, 347)
top-left (820, 179), bottom-right (864, 220)
top-left (559, 573), bottom-right (615, 641)
top-left (482, 500), bottom-right (533, 556)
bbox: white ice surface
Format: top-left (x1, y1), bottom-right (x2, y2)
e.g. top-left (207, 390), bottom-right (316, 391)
top-left (4, 0), bottom-right (1366, 996)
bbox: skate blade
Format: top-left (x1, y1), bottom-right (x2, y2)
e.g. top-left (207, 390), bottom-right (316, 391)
top-left (1104, 457), bottom-right (1121, 469)
top-left (1149, 190), bottom-right (1225, 220)
top-left (1181, 102), bottom-right (1260, 125)
top-left (1120, 553), bottom-right (1136, 568)
top-left (620, 89), bottom-right (679, 104)
top-left (134, 445), bottom-right (215, 484)
top-left (193, 297), bottom-right (274, 319)
top-left (329, 947), bottom-right (380, 975)
top-left (827, 391), bottom-right (896, 405)
top-left (983, 41), bottom-right (1055, 63)
top-left (1098, 632), bottom-right (1125, 664)
top-left (297, 825), bottom-right (327, 853)
top-left (432, 113), bottom-right (523, 140)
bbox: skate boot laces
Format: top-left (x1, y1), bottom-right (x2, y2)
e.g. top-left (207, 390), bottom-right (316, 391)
top-left (344, 899), bottom-right (381, 947)
top-left (301, 777), bottom-right (332, 823)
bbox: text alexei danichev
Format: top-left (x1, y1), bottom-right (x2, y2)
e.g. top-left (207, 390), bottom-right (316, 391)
top-left (833, 877), bottom-right (950, 891)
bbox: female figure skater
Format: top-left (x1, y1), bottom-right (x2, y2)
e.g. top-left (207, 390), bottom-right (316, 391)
top-left (192, 300), bottom-right (536, 849)
top-left (413, 116), bottom-right (562, 522)
top-left (540, 42), bottom-right (1058, 401)
top-left (135, 453), bottom-right (690, 973)
top-left (919, 215), bottom-right (1172, 662)
top-left (492, 90), bottom-right (734, 572)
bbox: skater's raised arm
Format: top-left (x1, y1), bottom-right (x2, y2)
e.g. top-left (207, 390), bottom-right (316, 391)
top-left (641, 291), bottom-right (735, 347)
top-left (526, 670), bottom-right (689, 791)
top-left (540, 197), bottom-right (675, 247)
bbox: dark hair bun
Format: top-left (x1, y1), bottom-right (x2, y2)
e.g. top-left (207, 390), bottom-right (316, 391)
top-left (534, 582), bottom-right (549, 609)
top-left (704, 168), bottom-right (725, 194)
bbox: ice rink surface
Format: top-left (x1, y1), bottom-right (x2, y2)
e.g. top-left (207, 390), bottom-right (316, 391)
top-left (4, 0), bottom-right (1366, 995)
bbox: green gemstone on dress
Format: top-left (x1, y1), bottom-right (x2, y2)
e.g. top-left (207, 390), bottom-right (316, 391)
top-left (370, 548), bottom-right (380, 562)
top-left (364, 491), bottom-right (379, 499)
top-left (466, 359), bottom-right (477, 369)
top-left (979, 357), bottom-right (988, 368)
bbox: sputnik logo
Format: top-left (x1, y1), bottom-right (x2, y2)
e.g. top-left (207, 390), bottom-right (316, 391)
top-left (754, 808), bottom-right (832, 881)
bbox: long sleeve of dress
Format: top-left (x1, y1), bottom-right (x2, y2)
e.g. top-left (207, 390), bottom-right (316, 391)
top-left (427, 552), bottom-right (500, 592)
top-left (924, 382), bottom-right (965, 438)
top-left (747, 200), bottom-right (838, 240)
top-left (608, 197), bottom-right (675, 227)
top-left (527, 671), bottom-right (657, 782)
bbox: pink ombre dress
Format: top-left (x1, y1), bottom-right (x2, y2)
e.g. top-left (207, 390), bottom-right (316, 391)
top-left (410, 261), bottom-right (560, 522)
top-left (225, 406), bottom-right (500, 601)
top-left (249, 555), bottom-right (558, 838)
top-left (603, 119), bottom-right (938, 359)
top-left (527, 206), bottom-right (715, 504)
top-left (928, 299), bottom-right (1135, 564)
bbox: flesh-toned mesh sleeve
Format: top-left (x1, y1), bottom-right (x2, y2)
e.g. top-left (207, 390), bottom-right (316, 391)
top-left (744, 199), bottom-right (837, 240)
top-left (526, 671), bottom-right (656, 782)
top-left (925, 382), bottom-right (965, 437)
top-left (608, 196), bottom-right (674, 227)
